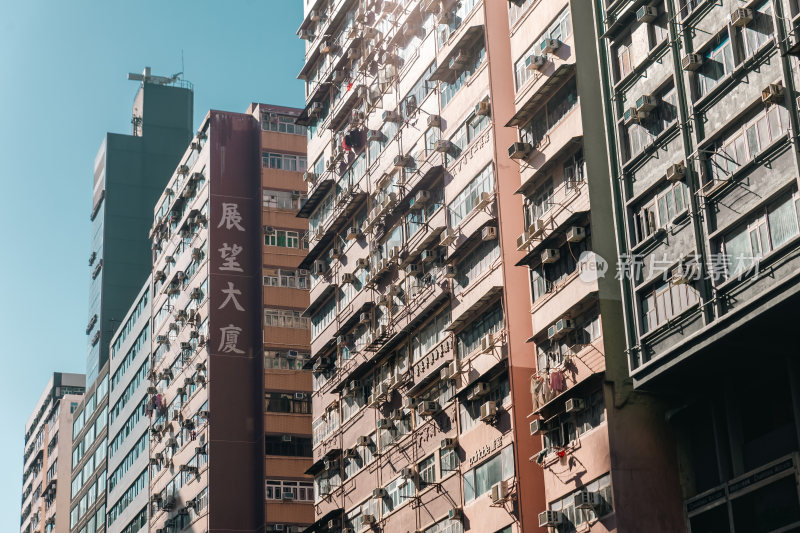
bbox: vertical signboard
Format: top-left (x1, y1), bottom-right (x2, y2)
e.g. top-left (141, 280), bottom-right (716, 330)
top-left (207, 111), bottom-right (264, 532)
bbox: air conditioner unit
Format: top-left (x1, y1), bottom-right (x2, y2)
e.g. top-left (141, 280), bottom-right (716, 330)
top-left (299, 29), bottom-right (314, 40)
top-left (762, 82), bottom-right (784, 105)
top-left (530, 418), bottom-right (547, 435)
top-left (420, 250), bottom-right (436, 263)
top-left (309, 102), bottom-right (324, 118)
top-left (394, 154), bottom-right (415, 169)
top-left (383, 110), bottom-right (403, 123)
top-left (540, 38), bottom-right (561, 53)
top-left (362, 514), bottom-right (377, 524)
top-left (427, 114), bottom-right (442, 129)
top-left (329, 247), bottom-right (342, 260)
top-left (467, 382), bottom-right (490, 401)
top-left (681, 53), bottom-right (703, 71)
top-left (403, 396), bottom-right (416, 409)
top-left (475, 97), bottom-right (491, 117)
top-left (525, 54), bottom-right (548, 71)
top-left (377, 418), bottom-right (394, 429)
top-left (156, 335), bottom-right (168, 344)
top-left (541, 249), bottom-right (560, 264)
top-left (434, 139), bottom-right (455, 153)
top-left (405, 263), bottom-right (422, 277)
top-left (357, 435), bottom-right (371, 446)
top-left (636, 94), bottom-right (658, 114)
top-left (517, 231), bottom-right (531, 250)
top-left (417, 401), bottom-right (439, 416)
top-left (359, 312), bottom-right (371, 324)
top-left (264, 226), bottom-right (276, 235)
top-left (440, 365), bottom-right (453, 381)
top-left (622, 107), bottom-right (640, 126)
top-left (566, 226), bottom-right (585, 242)
top-left (357, 257), bottom-right (369, 269)
top-left (481, 226), bottom-right (498, 241)
top-left (491, 480), bottom-right (510, 503)
top-left (574, 490), bottom-right (602, 509)
top-left (440, 228), bottom-right (457, 246)
top-left (480, 401), bottom-right (497, 422)
top-left (324, 458), bottom-right (338, 470)
top-left (341, 273), bottom-right (355, 284)
top-left (730, 7), bottom-right (754, 27)
top-left (320, 40), bottom-right (335, 54)
top-left (548, 318), bottom-right (574, 339)
top-left (666, 162), bottom-right (686, 182)
top-left (480, 333), bottom-right (495, 353)
top-left (565, 398), bottom-right (585, 413)
top-left (474, 191), bottom-right (492, 210)
top-left (448, 507), bottom-right (463, 520)
top-left (508, 142), bottom-right (533, 160)
top-left (441, 437), bottom-right (457, 449)
top-left (281, 490), bottom-right (295, 501)
top-left (378, 294), bottom-right (392, 307)
top-left (372, 488), bottom-right (387, 499)
top-left (303, 171), bottom-right (317, 184)
top-left (538, 510), bottom-right (562, 527)
top-left (636, 5), bottom-right (658, 22)
top-left (400, 466), bottom-right (416, 479)
top-left (287, 350), bottom-right (299, 358)
top-left (344, 447), bottom-right (358, 458)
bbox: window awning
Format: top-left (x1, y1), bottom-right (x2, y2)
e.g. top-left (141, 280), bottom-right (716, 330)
top-left (506, 63), bottom-right (576, 128)
top-left (298, 178), bottom-right (334, 219)
top-left (304, 448), bottom-right (343, 476)
top-left (303, 283), bottom-right (337, 318)
top-left (515, 135), bottom-right (583, 195)
top-left (445, 285), bottom-right (503, 332)
top-left (430, 25), bottom-right (485, 83)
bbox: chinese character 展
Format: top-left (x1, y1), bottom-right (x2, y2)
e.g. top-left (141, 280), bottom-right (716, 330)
top-left (218, 243), bottom-right (244, 272)
top-left (218, 324), bottom-right (245, 354)
top-left (217, 202), bottom-right (245, 231)
top-left (219, 281), bottom-right (245, 311)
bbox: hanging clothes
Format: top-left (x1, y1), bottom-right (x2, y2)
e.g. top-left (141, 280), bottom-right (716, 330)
top-left (550, 370), bottom-right (565, 393)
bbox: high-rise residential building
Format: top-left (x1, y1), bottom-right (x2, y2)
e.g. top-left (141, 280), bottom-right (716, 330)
top-left (294, 0), bottom-right (701, 531)
top-left (68, 363), bottom-right (110, 533)
top-left (20, 374), bottom-right (85, 533)
top-left (106, 279), bottom-right (152, 533)
top-left (86, 67), bottom-right (194, 384)
top-left (296, 1), bottom-right (543, 531)
top-left (592, 0), bottom-right (800, 531)
top-left (146, 103), bottom-right (312, 533)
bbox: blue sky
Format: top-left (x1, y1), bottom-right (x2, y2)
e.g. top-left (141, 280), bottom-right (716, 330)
top-left (0, 0), bottom-right (305, 527)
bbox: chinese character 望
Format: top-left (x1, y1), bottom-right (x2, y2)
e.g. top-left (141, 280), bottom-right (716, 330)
top-left (218, 243), bottom-right (244, 273)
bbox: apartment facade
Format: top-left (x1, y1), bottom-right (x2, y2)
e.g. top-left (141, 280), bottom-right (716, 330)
top-left (106, 279), bottom-right (152, 533)
top-left (296, 1), bottom-right (544, 532)
top-left (69, 363), bottom-right (110, 533)
top-left (21, 374), bottom-right (86, 533)
top-left (594, 0), bottom-right (800, 531)
top-left (147, 103), bottom-right (312, 533)
top-left (86, 67), bottom-right (193, 384)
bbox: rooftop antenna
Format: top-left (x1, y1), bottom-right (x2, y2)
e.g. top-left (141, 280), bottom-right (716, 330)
top-left (127, 66), bottom-right (182, 86)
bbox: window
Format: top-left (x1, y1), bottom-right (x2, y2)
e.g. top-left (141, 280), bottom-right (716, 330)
top-left (310, 297), bottom-right (337, 339)
top-left (707, 105), bottom-right (790, 183)
top-left (265, 435), bottom-right (312, 457)
top-left (440, 445), bottom-right (459, 475)
top-left (625, 85), bottom-right (678, 159)
top-left (542, 389), bottom-right (605, 450)
top-left (460, 375), bottom-right (510, 434)
top-left (640, 275), bottom-right (700, 333)
top-left (262, 113), bottom-right (307, 136)
top-left (631, 181), bottom-right (688, 244)
top-left (262, 151), bottom-right (307, 171)
top-left (441, 44), bottom-right (486, 108)
top-left (448, 164), bottom-right (494, 227)
top-left (457, 303), bottom-right (503, 359)
top-left (382, 475), bottom-right (416, 515)
top-left (445, 112), bottom-right (490, 166)
top-left (265, 392), bottom-right (311, 414)
top-left (529, 231), bottom-right (592, 303)
top-left (697, 34), bottom-right (734, 98)
top-left (741, 3), bottom-right (773, 58)
top-left (520, 77), bottom-right (578, 148)
top-left (418, 454), bottom-right (437, 489)
top-left (263, 267), bottom-right (309, 289)
top-left (265, 479), bottom-right (314, 501)
top-left (422, 518), bottom-right (464, 533)
top-left (454, 239), bottom-right (500, 295)
top-left (263, 189), bottom-right (307, 209)
top-left (722, 190), bottom-right (800, 278)
top-left (515, 8), bottom-right (572, 89)
top-left (265, 229), bottom-right (307, 249)
top-left (550, 474), bottom-right (613, 532)
top-left (614, 34), bottom-right (633, 82)
top-left (265, 350), bottom-right (310, 370)
top-left (265, 308), bottom-right (310, 330)
top-left (411, 307), bottom-right (451, 362)
top-left (463, 446), bottom-right (515, 503)
top-left (536, 310), bottom-right (601, 370)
